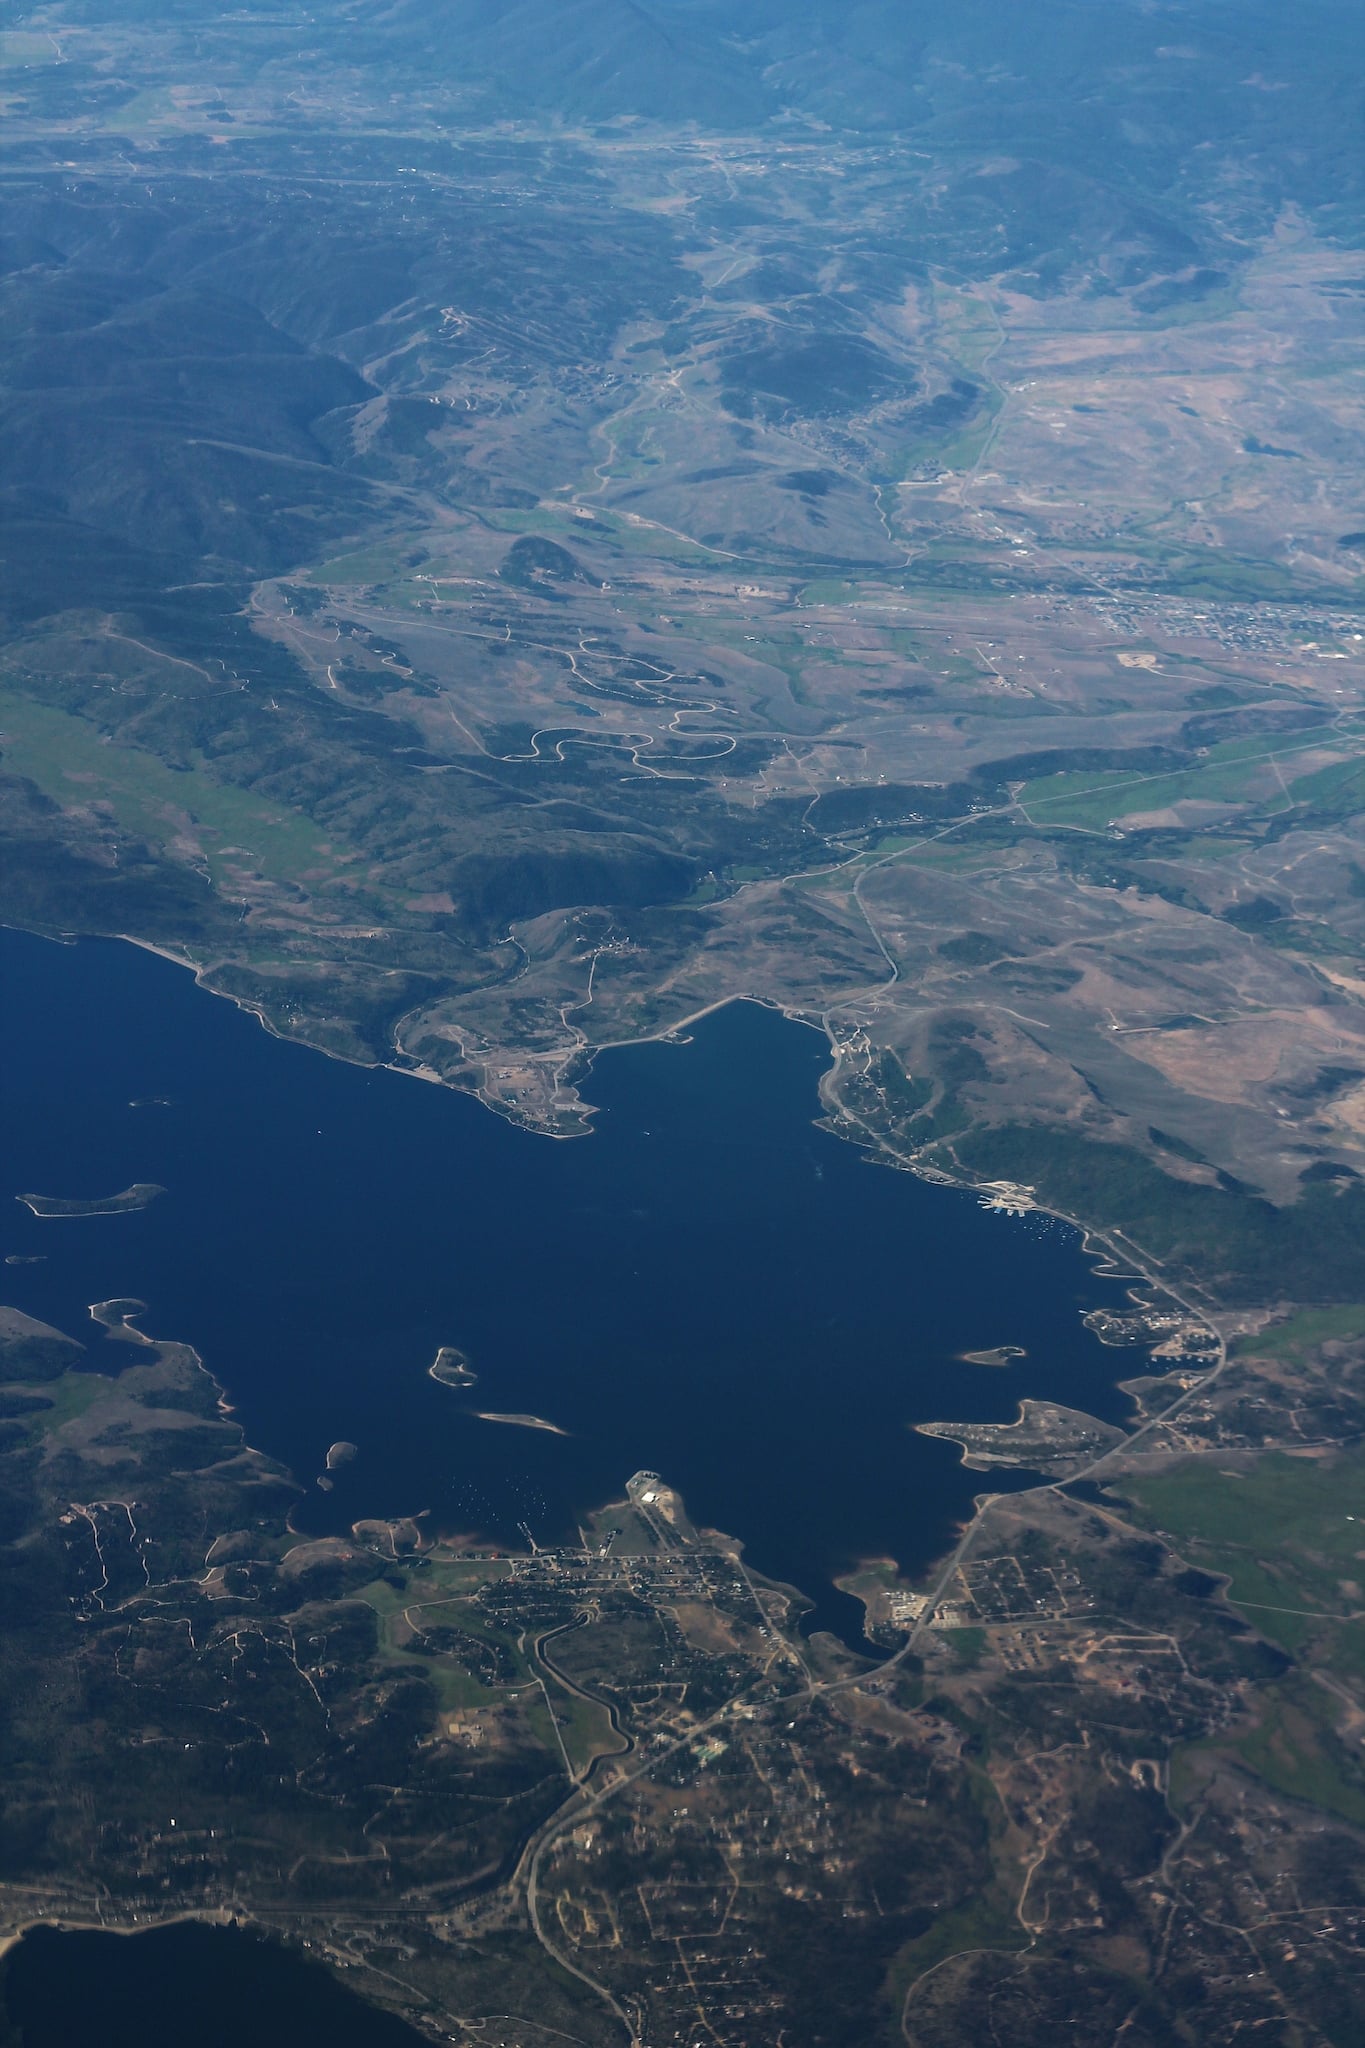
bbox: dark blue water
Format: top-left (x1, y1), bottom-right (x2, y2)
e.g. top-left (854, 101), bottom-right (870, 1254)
top-left (0, 926), bottom-right (1148, 1640)
top-left (0, 1921), bottom-right (425, 2046)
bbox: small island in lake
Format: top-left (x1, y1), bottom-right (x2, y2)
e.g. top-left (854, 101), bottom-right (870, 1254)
top-left (959, 1345), bottom-right (1026, 1368)
top-left (475, 1411), bottom-right (568, 1436)
top-left (428, 1345), bottom-right (476, 1388)
top-left (319, 1440), bottom-right (358, 1486)
top-left (16, 1183), bottom-right (165, 1220)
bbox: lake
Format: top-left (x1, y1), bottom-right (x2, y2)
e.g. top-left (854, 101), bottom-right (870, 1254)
top-left (0, 924), bottom-right (1150, 1644)
top-left (0, 1920), bottom-right (426, 2046)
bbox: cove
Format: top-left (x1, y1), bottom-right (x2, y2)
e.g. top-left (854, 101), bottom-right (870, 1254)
top-left (0, 925), bottom-right (1151, 1641)
top-left (0, 1921), bottom-right (425, 2047)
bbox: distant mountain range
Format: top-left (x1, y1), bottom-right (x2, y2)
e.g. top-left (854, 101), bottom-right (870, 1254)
top-left (350, 0), bottom-right (1363, 211)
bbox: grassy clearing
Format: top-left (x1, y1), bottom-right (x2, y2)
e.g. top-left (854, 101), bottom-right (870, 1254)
top-left (706, 626), bottom-right (814, 704)
top-left (105, 88), bottom-right (177, 133)
top-left (411, 1653), bottom-right (505, 1713)
top-left (887, 285), bottom-right (1005, 477)
top-left (0, 687), bottom-right (333, 886)
top-left (1124, 1449), bottom-right (1365, 1567)
top-left (1023, 720), bottom-right (1358, 831)
top-left (426, 1555), bottom-right (514, 1592)
top-left (1146, 833), bottom-right (1247, 860)
top-left (552, 1688), bottom-right (620, 1777)
top-left (887, 1886), bottom-right (1026, 2010)
top-left (307, 541), bottom-right (416, 586)
top-left (1266, 918), bottom-right (1365, 965)
top-left (1234, 1306), bottom-right (1365, 1364)
top-left (355, 1577), bottom-right (410, 1618)
top-left (17, 1371), bottom-right (111, 1439)
top-left (1167, 1743), bottom-right (1207, 1813)
top-left (1206, 722), bottom-right (1350, 765)
top-left (1016, 720), bottom-right (1365, 831)
top-left (522, 1691), bottom-right (571, 1768)
top-left (1288, 755), bottom-right (1365, 816)
top-left (933, 653), bottom-right (995, 688)
top-left (1233, 1680), bottom-right (1365, 1826)
top-left (863, 834), bottom-right (922, 858)
top-left (933, 292), bottom-right (1002, 376)
top-left (0, 31), bottom-right (62, 64)
top-left (882, 627), bottom-right (943, 662)
top-left (1019, 757), bottom-right (1277, 830)
top-left (786, 863), bottom-right (863, 899)
top-left (1122, 541), bottom-right (1301, 601)
top-left (895, 402), bottom-right (1002, 479)
top-left (357, 1577), bottom-right (527, 1709)
top-left (1136, 281), bottom-right (1243, 330)
top-left (1137, 1447), bottom-right (1365, 1820)
top-left (1122, 1451), bottom-right (1365, 1652)
top-left (893, 842), bottom-right (1002, 872)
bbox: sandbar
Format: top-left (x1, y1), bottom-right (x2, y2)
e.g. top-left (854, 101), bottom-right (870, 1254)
top-left (959, 1345), bottom-right (1025, 1368)
top-left (475, 1411), bottom-right (569, 1436)
top-left (17, 1183), bottom-right (164, 1219)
